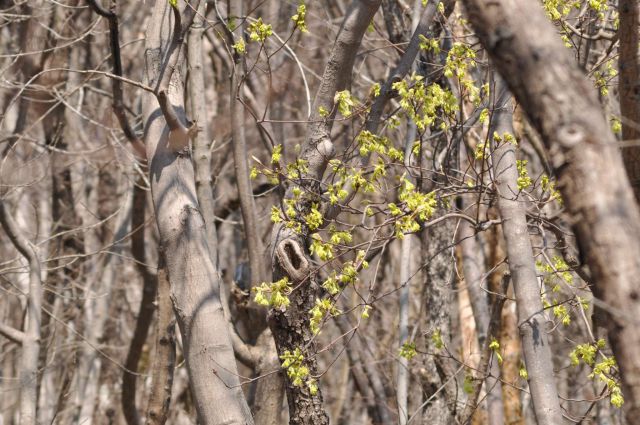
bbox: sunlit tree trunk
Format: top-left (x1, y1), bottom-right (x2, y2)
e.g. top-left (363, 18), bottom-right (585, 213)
top-left (142, 1), bottom-right (253, 423)
top-left (463, 0), bottom-right (640, 418)
top-left (485, 77), bottom-right (567, 425)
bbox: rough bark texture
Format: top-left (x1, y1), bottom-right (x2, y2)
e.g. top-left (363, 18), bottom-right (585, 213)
top-left (145, 263), bottom-right (175, 425)
top-left (267, 2), bottom-right (382, 424)
top-left (142, 1), bottom-right (253, 424)
top-left (487, 80), bottom-right (567, 425)
top-left (420, 217), bottom-right (458, 425)
top-left (269, 250), bottom-right (329, 425)
top-left (462, 0), bottom-right (640, 418)
top-left (619, 0), bottom-right (640, 201)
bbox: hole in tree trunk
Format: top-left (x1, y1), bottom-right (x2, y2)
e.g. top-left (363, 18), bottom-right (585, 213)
top-left (284, 241), bottom-right (301, 270)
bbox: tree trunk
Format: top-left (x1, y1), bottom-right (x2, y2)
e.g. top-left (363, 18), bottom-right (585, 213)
top-left (267, 2), bottom-right (381, 424)
top-left (0, 201), bottom-right (43, 425)
top-left (123, 181), bottom-right (158, 425)
top-left (145, 262), bottom-right (176, 425)
top-left (229, 0), bottom-right (268, 286)
top-left (142, 1), bottom-right (253, 423)
top-left (619, 0), bottom-right (640, 201)
top-left (486, 78), bottom-right (567, 425)
top-left (458, 211), bottom-right (504, 425)
top-left (462, 0), bottom-right (640, 418)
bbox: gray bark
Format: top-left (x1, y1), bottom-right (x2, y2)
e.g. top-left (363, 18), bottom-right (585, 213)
top-left (462, 0), bottom-right (640, 418)
top-left (420, 216), bottom-right (458, 425)
top-left (142, 1), bottom-right (253, 423)
top-left (229, 0), bottom-right (268, 286)
top-left (187, 0), bottom-right (219, 266)
top-left (0, 201), bottom-right (43, 425)
top-left (487, 78), bottom-right (567, 425)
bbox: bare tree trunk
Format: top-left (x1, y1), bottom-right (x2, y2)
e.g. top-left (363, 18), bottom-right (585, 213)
top-left (191, 5), bottom-right (285, 423)
top-left (0, 201), bottom-right (43, 425)
top-left (619, 0), bottom-right (640, 201)
top-left (123, 181), bottom-right (158, 425)
top-left (487, 223), bottom-right (523, 425)
top-left (420, 217), bottom-right (458, 425)
top-left (398, 117), bottom-right (419, 425)
top-left (142, 1), bottom-right (253, 423)
top-left (228, 0), bottom-right (267, 286)
top-left (458, 214), bottom-right (504, 425)
top-left (462, 0), bottom-right (640, 418)
top-left (188, 0), bottom-right (219, 266)
top-left (397, 230), bottom-right (412, 425)
top-left (486, 77), bottom-right (567, 425)
top-left (145, 262), bottom-right (175, 425)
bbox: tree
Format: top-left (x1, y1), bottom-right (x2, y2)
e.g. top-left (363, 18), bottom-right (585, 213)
top-left (0, 1), bottom-right (638, 424)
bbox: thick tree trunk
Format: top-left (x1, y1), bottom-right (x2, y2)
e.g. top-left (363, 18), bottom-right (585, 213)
top-left (142, 1), bottom-right (253, 424)
top-left (462, 0), bottom-right (640, 418)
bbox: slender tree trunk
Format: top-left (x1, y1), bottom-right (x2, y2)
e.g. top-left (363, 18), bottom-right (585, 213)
top-left (229, 0), bottom-right (267, 286)
top-left (486, 77), bottom-right (567, 425)
top-left (398, 122), bottom-right (416, 425)
top-left (397, 230), bottom-right (412, 425)
top-left (142, 1), bottom-right (253, 423)
top-left (420, 216), bottom-right (458, 425)
top-left (188, 0), bottom-right (219, 266)
top-left (123, 181), bottom-right (158, 425)
top-left (145, 262), bottom-right (175, 425)
top-left (0, 201), bottom-right (43, 425)
top-left (462, 0), bottom-right (640, 417)
top-left (458, 213), bottom-right (504, 425)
